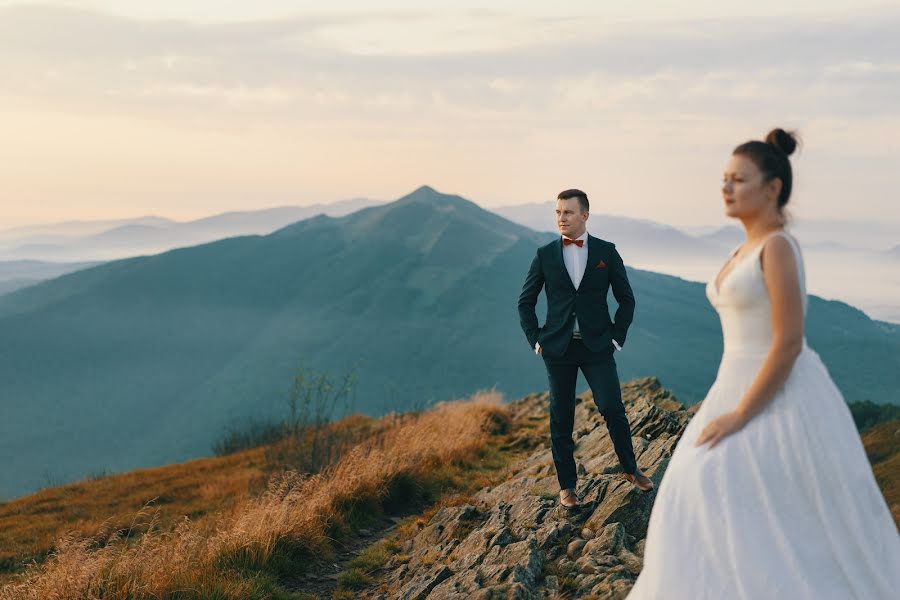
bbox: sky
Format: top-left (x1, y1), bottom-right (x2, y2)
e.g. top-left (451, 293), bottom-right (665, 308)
top-left (2, 1), bottom-right (900, 228)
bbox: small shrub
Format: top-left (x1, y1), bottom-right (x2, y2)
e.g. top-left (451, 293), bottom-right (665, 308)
top-left (848, 401), bottom-right (900, 432)
top-left (213, 419), bottom-right (287, 456)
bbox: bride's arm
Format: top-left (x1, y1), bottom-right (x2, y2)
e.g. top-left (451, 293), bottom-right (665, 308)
top-left (697, 235), bottom-right (804, 448)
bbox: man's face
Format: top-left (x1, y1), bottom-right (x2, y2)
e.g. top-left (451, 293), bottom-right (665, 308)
top-left (556, 197), bottom-right (588, 238)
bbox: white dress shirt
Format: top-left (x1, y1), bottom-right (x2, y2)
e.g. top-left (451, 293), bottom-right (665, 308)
top-left (563, 231), bottom-right (589, 334)
top-left (535, 231), bottom-right (621, 354)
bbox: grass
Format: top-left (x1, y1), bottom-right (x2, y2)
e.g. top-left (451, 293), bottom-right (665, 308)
top-left (332, 405), bottom-right (549, 598)
top-left (0, 413), bottom-right (386, 588)
top-left (0, 446), bottom-right (270, 587)
top-left (345, 539), bottom-right (399, 573)
top-left (336, 568), bottom-right (371, 589)
top-left (861, 419), bottom-right (900, 526)
top-left (0, 391), bottom-right (510, 600)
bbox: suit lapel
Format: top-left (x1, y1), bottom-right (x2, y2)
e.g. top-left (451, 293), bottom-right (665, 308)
top-left (555, 238), bottom-right (576, 291)
top-left (579, 235), bottom-right (596, 291)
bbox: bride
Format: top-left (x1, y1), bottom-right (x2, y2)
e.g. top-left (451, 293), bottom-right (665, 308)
top-left (628, 129), bottom-right (900, 599)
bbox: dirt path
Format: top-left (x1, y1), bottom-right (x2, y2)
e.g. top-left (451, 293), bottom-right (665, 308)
top-left (280, 514), bottom-right (405, 599)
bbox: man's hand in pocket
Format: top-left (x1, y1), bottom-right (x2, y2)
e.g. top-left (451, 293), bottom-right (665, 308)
top-left (534, 342), bottom-right (543, 355)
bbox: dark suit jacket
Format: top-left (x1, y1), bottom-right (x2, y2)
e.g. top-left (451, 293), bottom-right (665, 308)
top-left (518, 235), bottom-right (635, 358)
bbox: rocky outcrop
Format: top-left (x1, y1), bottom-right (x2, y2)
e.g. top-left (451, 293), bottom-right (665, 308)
top-left (377, 377), bottom-right (692, 599)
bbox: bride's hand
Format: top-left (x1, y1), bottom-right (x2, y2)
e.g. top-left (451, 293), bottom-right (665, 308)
top-left (696, 411), bottom-right (748, 449)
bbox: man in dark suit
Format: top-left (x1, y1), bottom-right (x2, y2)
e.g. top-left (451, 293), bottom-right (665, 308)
top-left (518, 189), bottom-right (653, 510)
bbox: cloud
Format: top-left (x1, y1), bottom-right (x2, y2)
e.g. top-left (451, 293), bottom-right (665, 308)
top-left (2, 4), bottom-right (899, 122)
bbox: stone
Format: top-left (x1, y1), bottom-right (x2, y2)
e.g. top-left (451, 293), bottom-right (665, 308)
top-left (575, 554), bottom-right (601, 574)
top-left (397, 565), bottom-right (453, 600)
top-left (566, 538), bottom-right (587, 559)
top-left (480, 537), bottom-right (543, 588)
top-left (535, 521), bottom-right (574, 550)
top-left (488, 527), bottom-right (514, 548)
top-left (619, 549), bottom-right (643, 574)
top-left (583, 522), bottom-right (626, 556)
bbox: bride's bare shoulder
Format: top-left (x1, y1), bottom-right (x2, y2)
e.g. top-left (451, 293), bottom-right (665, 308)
top-left (759, 233), bottom-right (800, 282)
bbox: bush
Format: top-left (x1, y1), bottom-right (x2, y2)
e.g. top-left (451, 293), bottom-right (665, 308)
top-left (848, 400), bottom-right (900, 432)
top-left (212, 419), bottom-right (287, 456)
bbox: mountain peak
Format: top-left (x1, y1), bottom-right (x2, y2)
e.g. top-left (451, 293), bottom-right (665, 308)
top-left (395, 185), bottom-right (464, 207)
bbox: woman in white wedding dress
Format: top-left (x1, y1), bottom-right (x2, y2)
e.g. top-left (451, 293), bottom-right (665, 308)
top-left (628, 129), bottom-right (900, 599)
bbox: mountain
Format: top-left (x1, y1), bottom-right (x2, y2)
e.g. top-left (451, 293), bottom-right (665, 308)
top-left (0, 259), bottom-right (101, 296)
top-left (492, 202), bottom-right (721, 261)
top-left (0, 185), bottom-right (897, 501)
top-left (695, 225), bottom-right (744, 248)
top-left (685, 219), bottom-right (900, 253)
top-left (0, 198), bottom-right (380, 262)
top-left (0, 216), bottom-right (174, 242)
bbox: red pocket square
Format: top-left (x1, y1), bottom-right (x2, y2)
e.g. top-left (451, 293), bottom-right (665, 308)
top-left (596, 260), bottom-right (606, 269)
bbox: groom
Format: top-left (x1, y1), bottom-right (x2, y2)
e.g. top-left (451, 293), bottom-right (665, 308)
top-left (518, 189), bottom-right (653, 509)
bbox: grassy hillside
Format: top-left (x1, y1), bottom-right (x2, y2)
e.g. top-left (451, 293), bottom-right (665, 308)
top-left (0, 391), bottom-right (522, 599)
top-left (864, 419), bottom-right (900, 524)
top-left (0, 413), bottom-right (384, 587)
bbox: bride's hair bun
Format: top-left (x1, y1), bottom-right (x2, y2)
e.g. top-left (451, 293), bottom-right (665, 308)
top-left (733, 127), bottom-right (800, 209)
top-left (764, 128), bottom-right (799, 156)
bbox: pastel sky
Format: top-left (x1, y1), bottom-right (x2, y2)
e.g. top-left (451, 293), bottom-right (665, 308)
top-left (2, 0), bottom-right (899, 228)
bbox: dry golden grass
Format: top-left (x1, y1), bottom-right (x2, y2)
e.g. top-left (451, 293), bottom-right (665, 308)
top-left (0, 446), bottom-right (268, 587)
top-left (0, 413), bottom-right (381, 588)
top-left (861, 419), bottom-right (900, 527)
top-left (0, 391), bottom-right (507, 600)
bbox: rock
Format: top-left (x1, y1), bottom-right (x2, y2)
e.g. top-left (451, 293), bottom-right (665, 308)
top-left (583, 522), bottom-right (626, 556)
top-left (535, 521), bottom-right (574, 550)
top-left (412, 505), bottom-right (480, 551)
top-left (373, 378), bottom-right (690, 600)
top-left (619, 548), bottom-right (643, 574)
top-left (484, 537), bottom-right (543, 588)
top-left (397, 565), bottom-right (453, 600)
top-left (488, 527), bottom-right (514, 548)
top-left (575, 554), bottom-right (600, 574)
top-left (557, 556), bottom-right (574, 571)
top-left (566, 539), bottom-right (587, 558)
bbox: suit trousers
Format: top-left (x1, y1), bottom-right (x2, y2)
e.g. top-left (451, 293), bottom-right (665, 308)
top-left (542, 338), bottom-right (637, 490)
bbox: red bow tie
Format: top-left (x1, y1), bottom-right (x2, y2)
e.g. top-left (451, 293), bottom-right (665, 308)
top-left (563, 238), bottom-right (584, 247)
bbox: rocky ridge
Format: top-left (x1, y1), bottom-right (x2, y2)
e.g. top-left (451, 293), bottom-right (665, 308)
top-left (375, 377), bottom-right (693, 599)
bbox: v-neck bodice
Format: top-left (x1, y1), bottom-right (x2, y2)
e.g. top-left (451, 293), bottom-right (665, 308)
top-left (705, 230), bottom-right (807, 355)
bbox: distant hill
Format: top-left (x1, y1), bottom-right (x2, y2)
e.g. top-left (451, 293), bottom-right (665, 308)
top-left (0, 259), bottom-right (101, 296)
top-left (0, 185), bottom-right (897, 500)
top-left (0, 199), bottom-right (379, 262)
top-left (493, 202), bottom-right (722, 261)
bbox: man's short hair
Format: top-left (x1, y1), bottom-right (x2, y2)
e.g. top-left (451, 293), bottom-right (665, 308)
top-left (557, 189), bottom-right (589, 213)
